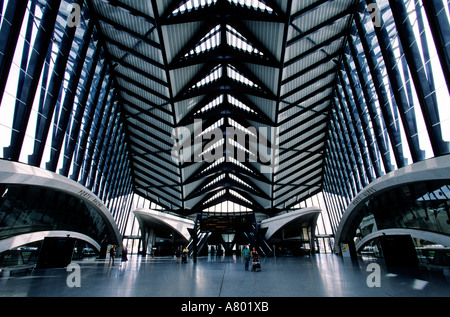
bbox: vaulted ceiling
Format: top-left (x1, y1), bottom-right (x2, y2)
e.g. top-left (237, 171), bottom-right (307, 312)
top-left (87, 0), bottom-right (358, 215)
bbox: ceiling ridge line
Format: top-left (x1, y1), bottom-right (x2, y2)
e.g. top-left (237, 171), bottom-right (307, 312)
top-left (150, 0), bottom-right (186, 211)
top-left (272, 0), bottom-right (293, 212)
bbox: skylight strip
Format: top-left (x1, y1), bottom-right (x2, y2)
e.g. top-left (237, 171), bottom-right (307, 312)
top-left (196, 117), bottom-right (225, 140)
top-left (195, 152), bottom-right (257, 178)
top-left (230, 189), bottom-right (251, 204)
top-left (203, 201), bottom-right (251, 213)
top-left (172, 0), bottom-right (218, 15)
top-left (228, 117), bottom-right (257, 138)
top-left (195, 95), bottom-right (224, 115)
top-left (228, 0), bottom-right (273, 13)
top-left (228, 157), bottom-right (256, 175)
top-left (202, 174), bottom-right (226, 191)
top-left (191, 65), bottom-right (222, 89)
top-left (204, 189), bottom-right (226, 205)
top-left (227, 95), bottom-right (256, 114)
top-left (229, 173), bottom-right (255, 190)
top-left (198, 157), bottom-right (226, 177)
top-left (226, 25), bottom-right (263, 56)
top-left (227, 65), bottom-right (258, 88)
top-left (184, 25), bottom-right (221, 58)
top-left (173, 0), bottom-right (272, 16)
top-left (228, 138), bottom-right (258, 160)
top-left (197, 138), bottom-right (225, 159)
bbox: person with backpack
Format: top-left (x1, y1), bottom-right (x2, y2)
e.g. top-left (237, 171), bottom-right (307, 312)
top-left (242, 245), bottom-right (251, 271)
top-left (109, 245), bottom-right (116, 266)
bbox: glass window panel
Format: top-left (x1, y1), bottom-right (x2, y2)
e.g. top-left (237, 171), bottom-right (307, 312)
top-left (415, 0), bottom-right (450, 145)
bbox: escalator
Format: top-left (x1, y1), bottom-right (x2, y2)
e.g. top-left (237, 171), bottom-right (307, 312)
top-left (187, 214), bottom-right (212, 258)
top-left (243, 231), bottom-right (273, 257)
top-left (187, 231), bottom-right (211, 257)
top-left (187, 212), bottom-right (273, 258)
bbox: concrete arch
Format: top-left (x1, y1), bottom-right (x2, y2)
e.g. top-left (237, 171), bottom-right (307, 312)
top-left (355, 228), bottom-right (450, 252)
top-left (0, 230), bottom-right (101, 253)
top-left (0, 160), bottom-right (122, 250)
top-left (260, 207), bottom-right (321, 240)
top-left (132, 208), bottom-right (195, 242)
top-left (335, 155), bottom-right (450, 252)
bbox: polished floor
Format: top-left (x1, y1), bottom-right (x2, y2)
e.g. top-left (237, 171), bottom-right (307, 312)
top-left (1, 254), bottom-right (450, 297)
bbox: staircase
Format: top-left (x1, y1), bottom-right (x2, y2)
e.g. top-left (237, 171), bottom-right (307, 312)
top-left (187, 231), bottom-right (211, 257)
top-left (243, 231), bottom-right (273, 257)
top-left (186, 212), bottom-right (273, 258)
top-left (243, 214), bottom-right (273, 257)
top-left (187, 214), bottom-right (211, 257)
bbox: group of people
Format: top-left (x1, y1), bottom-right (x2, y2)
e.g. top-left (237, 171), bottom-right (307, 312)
top-left (108, 245), bottom-right (128, 267)
top-left (174, 245), bottom-right (260, 271)
top-left (109, 245), bottom-right (259, 271)
top-left (242, 246), bottom-right (259, 271)
top-left (174, 246), bottom-right (189, 263)
top-left (110, 245), bottom-right (261, 270)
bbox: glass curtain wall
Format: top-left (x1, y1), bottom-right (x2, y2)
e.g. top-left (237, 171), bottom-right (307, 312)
top-left (322, 0), bottom-right (450, 235)
top-left (2, 0), bottom-right (450, 250)
top-left (0, 0), bottom-right (133, 237)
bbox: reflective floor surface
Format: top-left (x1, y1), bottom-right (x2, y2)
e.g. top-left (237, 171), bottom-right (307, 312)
top-left (1, 254), bottom-right (450, 297)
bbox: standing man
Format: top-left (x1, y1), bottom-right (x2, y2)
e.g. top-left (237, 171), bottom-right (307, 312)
top-left (109, 245), bottom-right (116, 266)
top-left (175, 246), bottom-right (181, 263)
top-left (242, 246), bottom-right (251, 271)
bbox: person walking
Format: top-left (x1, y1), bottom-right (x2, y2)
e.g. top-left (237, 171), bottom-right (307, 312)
top-left (250, 247), bottom-right (259, 260)
top-left (175, 247), bottom-right (182, 263)
top-left (120, 247), bottom-right (128, 268)
top-left (109, 245), bottom-right (116, 266)
top-left (242, 246), bottom-right (251, 271)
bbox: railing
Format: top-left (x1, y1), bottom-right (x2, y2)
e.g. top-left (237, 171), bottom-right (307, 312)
top-left (243, 216), bottom-right (274, 257)
top-left (187, 214), bottom-right (211, 258)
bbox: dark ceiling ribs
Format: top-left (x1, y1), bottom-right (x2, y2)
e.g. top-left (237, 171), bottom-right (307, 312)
top-left (88, 0), bottom-right (357, 215)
